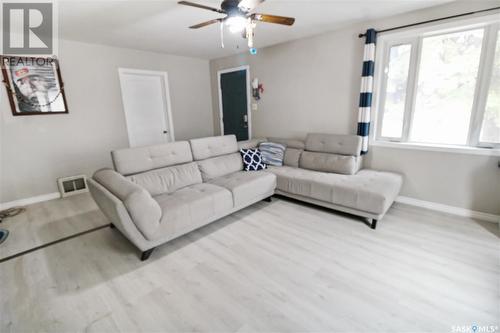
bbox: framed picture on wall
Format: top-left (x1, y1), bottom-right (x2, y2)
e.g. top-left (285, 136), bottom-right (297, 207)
top-left (1, 56), bottom-right (69, 115)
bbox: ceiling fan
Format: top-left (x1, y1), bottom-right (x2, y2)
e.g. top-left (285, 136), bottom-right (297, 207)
top-left (178, 0), bottom-right (295, 51)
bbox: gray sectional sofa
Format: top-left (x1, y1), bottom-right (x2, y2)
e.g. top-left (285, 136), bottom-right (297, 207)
top-left (88, 134), bottom-right (402, 260)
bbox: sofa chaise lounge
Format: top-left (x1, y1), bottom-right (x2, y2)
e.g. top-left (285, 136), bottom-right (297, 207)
top-left (89, 134), bottom-right (402, 260)
top-left (240, 133), bottom-right (403, 228)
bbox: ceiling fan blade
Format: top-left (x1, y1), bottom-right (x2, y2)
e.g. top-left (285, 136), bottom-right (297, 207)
top-left (189, 18), bottom-right (223, 29)
top-left (178, 1), bottom-right (225, 14)
top-left (251, 13), bottom-right (295, 26)
top-left (238, 0), bottom-right (265, 11)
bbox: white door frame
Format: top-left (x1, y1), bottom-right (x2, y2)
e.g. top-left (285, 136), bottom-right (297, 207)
top-left (217, 65), bottom-right (252, 139)
top-left (118, 68), bottom-right (175, 143)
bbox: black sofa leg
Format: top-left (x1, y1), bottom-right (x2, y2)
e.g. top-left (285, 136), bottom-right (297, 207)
top-left (110, 223), bottom-right (116, 229)
top-left (141, 248), bottom-right (155, 261)
top-left (371, 219), bottom-right (378, 230)
top-left (262, 196), bottom-right (272, 203)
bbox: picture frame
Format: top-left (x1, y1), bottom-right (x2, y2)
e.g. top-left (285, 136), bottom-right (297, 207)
top-left (1, 55), bottom-right (69, 116)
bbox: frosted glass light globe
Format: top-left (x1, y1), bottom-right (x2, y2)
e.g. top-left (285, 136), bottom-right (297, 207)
top-left (226, 16), bottom-right (247, 33)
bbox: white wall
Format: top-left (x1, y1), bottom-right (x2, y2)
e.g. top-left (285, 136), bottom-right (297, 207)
top-left (0, 40), bottom-right (214, 203)
top-left (210, 1), bottom-right (500, 215)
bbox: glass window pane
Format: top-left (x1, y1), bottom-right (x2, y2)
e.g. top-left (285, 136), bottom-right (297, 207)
top-left (410, 29), bottom-right (484, 145)
top-left (480, 32), bottom-right (500, 143)
top-left (380, 44), bottom-right (412, 138)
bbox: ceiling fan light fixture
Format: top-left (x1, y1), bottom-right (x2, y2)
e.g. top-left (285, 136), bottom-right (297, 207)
top-left (226, 15), bottom-right (247, 33)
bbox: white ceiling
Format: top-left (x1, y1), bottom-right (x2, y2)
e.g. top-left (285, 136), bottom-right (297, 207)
top-left (58, 0), bottom-right (451, 59)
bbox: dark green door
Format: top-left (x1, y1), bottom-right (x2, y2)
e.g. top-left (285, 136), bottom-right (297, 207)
top-left (220, 69), bottom-right (249, 141)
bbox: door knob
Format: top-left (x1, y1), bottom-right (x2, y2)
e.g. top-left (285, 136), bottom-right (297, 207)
top-left (163, 130), bottom-right (168, 134)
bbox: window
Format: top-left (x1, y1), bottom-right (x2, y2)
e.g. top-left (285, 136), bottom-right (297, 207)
top-left (375, 16), bottom-right (500, 150)
top-left (379, 44), bottom-right (412, 138)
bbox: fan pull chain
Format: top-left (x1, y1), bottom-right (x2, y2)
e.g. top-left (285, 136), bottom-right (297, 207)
top-left (220, 21), bottom-right (225, 48)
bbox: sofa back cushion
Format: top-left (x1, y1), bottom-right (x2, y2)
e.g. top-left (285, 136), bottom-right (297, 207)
top-left (267, 137), bottom-right (305, 150)
top-left (190, 135), bottom-right (238, 161)
top-left (197, 153), bottom-right (243, 181)
top-left (127, 162), bottom-right (202, 196)
top-left (299, 151), bottom-right (361, 175)
top-left (283, 148), bottom-right (303, 168)
top-left (305, 133), bottom-right (361, 156)
top-left (238, 138), bottom-right (267, 150)
top-left (112, 141), bottom-right (193, 176)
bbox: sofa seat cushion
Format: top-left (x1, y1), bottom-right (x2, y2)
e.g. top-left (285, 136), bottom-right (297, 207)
top-left (268, 166), bottom-right (402, 215)
top-left (209, 171), bottom-right (276, 208)
top-left (153, 183), bottom-right (233, 240)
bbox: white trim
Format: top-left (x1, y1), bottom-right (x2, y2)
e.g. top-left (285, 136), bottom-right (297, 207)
top-left (217, 65), bottom-right (252, 140)
top-left (0, 192), bottom-right (60, 211)
top-left (373, 13), bottom-right (500, 150)
top-left (467, 24), bottom-right (497, 147)
top-left (371, 140), bottom-right (500, 156)
top-left (474, 24), bottom-right (500, 148)
top-left (118, 68), bottom-right (175, 144)
top-left (395, 196), bottom-right (500, 224)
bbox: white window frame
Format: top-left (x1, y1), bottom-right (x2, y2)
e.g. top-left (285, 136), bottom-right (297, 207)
top-left (372, 14), bottom-right (500, 156)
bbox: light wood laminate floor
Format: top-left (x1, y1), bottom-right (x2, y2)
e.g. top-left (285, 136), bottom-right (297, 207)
top-left (0, 194), bottom-right (107, 260)
top-left (0, 194), bottom-right (498, 332)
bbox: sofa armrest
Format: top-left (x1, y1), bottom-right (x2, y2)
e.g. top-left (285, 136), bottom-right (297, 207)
top-left (91, 169), bottom-right (162, 240)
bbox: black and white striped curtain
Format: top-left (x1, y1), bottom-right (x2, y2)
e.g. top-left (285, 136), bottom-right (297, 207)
top-left (357, 29), bottom-right (377, 155)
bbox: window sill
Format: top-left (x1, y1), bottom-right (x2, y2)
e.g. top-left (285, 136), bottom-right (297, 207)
top-left (371, 140), bottom-right (500, 157)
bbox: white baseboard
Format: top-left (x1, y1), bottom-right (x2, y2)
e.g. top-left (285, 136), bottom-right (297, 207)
top-left (0, 192), bottom-right (60, 211)
top-left (396, 196), bottom-right (500, 224)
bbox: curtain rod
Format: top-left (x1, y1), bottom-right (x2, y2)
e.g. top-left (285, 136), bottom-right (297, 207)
top-left (358, 6), bottom-right (500, 38)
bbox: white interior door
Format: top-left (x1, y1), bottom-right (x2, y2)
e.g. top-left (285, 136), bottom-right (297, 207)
top-left (119, 69), bottom-right (174, 147)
